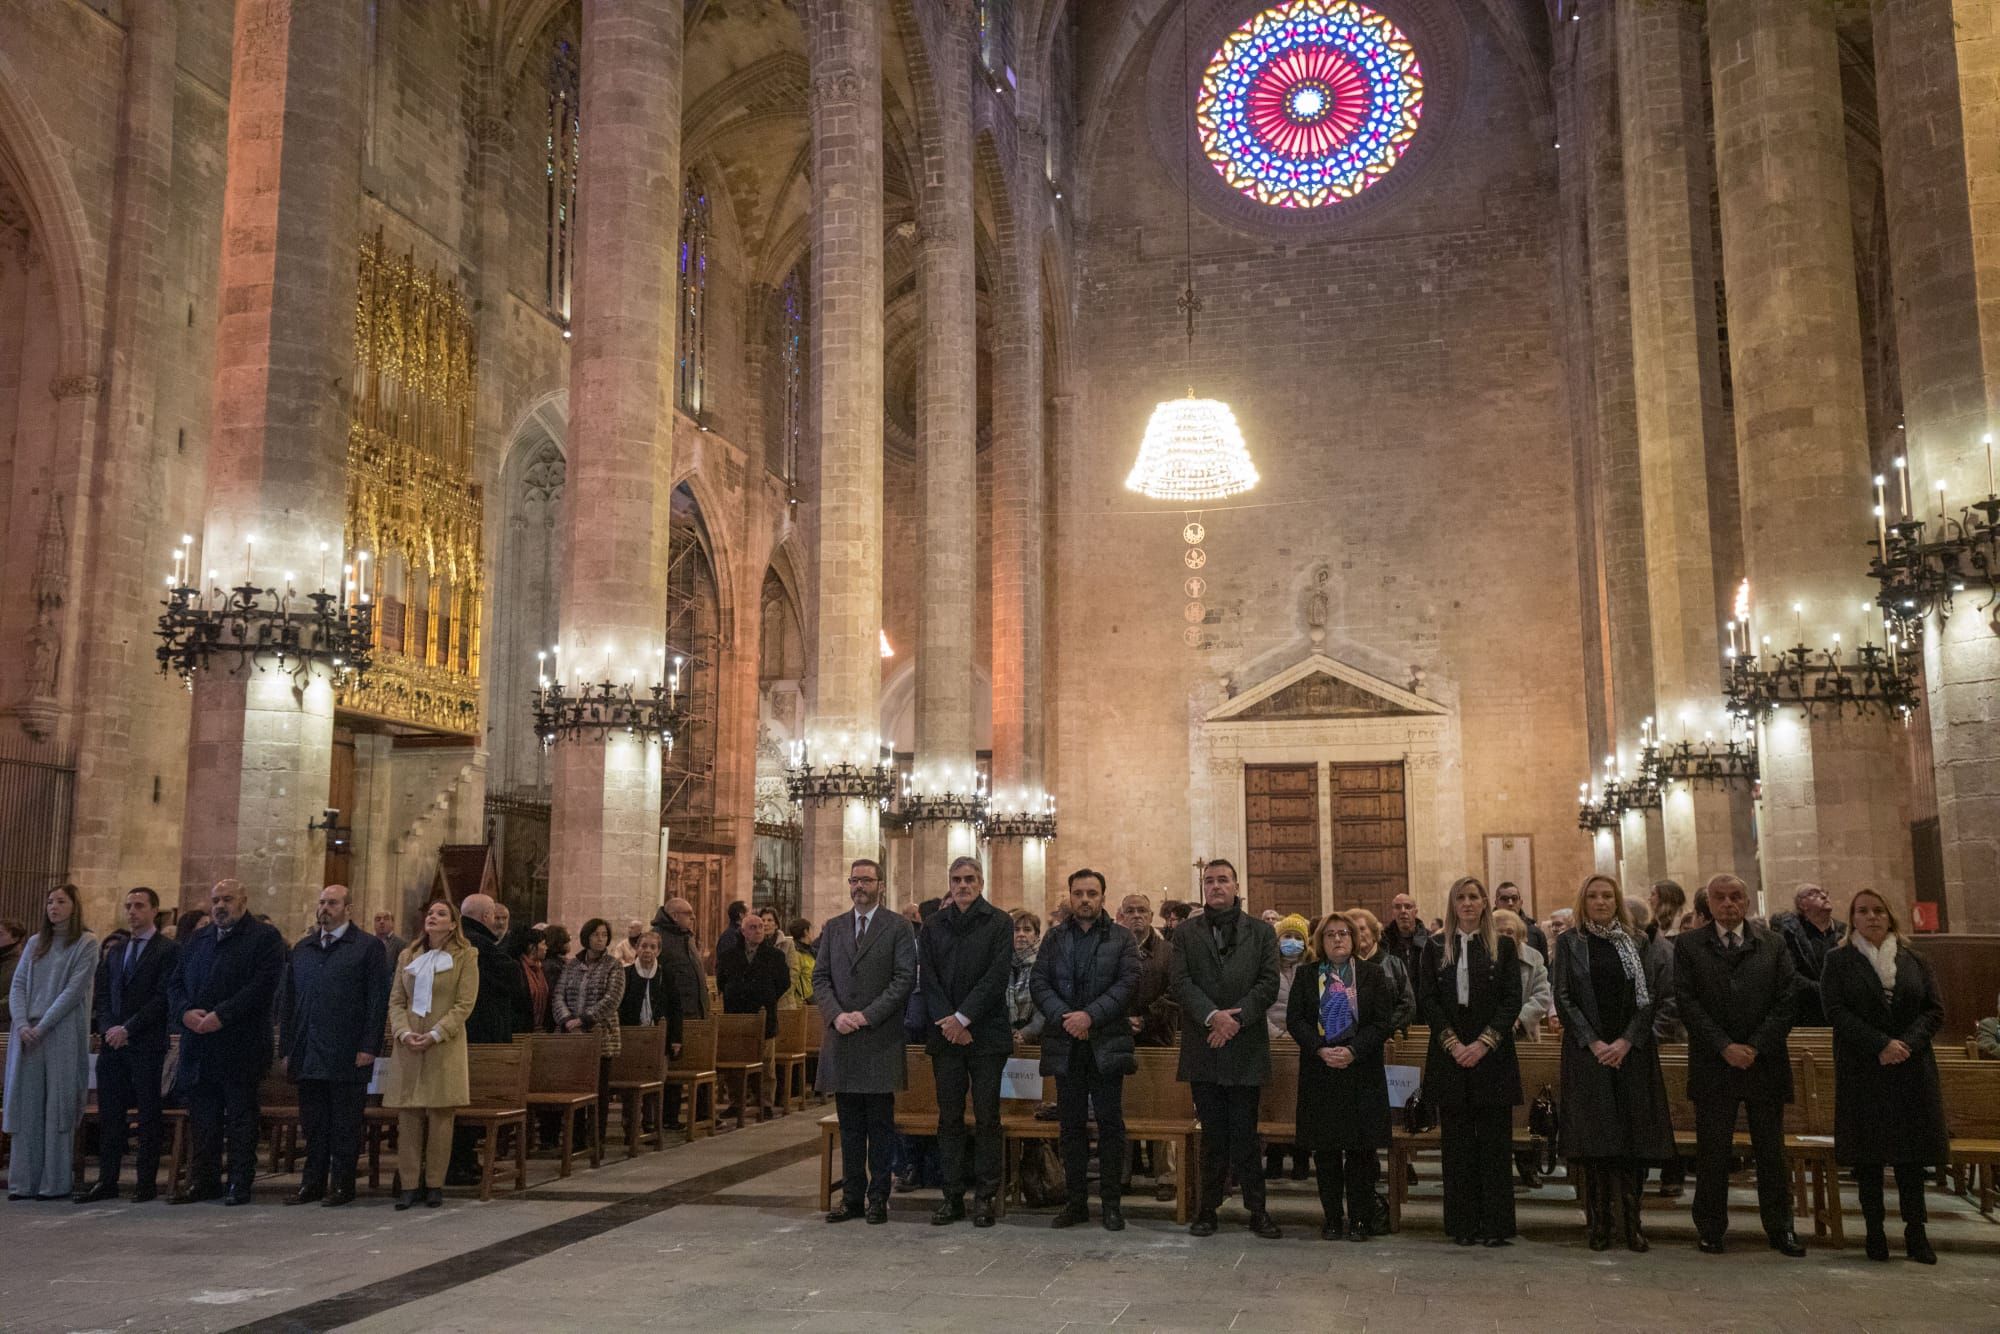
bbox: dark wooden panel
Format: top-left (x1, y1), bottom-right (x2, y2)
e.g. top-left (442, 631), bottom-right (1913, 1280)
top-left (1910, 935), bottom-right (2000, 1039)
top-left (1330, 760), bottom-right (1407, 923)
top-left (1245, 763), bottom-right (1320, 920)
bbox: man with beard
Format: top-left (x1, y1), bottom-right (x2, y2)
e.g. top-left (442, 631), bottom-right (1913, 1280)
top-left (1174, 859), bottom-right (1282, 1239)
top-left (814, 859), bottom-right (917, 1224)
top-left (919, 857), bottom-right (1014, 1227)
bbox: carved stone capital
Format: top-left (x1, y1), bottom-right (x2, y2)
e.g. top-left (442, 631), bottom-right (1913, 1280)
top-left (809, 67), bottom-right (863, 112)
top-left (472, 113), bottom-right (516, 151)
top-left (49, 373), bottom-right (102, 401)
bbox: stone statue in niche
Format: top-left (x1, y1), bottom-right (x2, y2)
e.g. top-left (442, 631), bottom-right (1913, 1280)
top-left (1305, 566), bottom-right (1329, 647)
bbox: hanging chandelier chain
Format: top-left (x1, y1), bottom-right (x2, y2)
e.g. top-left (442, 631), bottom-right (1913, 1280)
top-left (1181, 0), bottom-right (1198, 372)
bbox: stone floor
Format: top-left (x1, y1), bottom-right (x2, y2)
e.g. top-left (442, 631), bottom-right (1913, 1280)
top-left (3, 1113), bottom-right (1997, 1333)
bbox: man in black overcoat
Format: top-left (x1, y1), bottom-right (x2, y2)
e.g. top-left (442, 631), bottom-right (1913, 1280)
top-left (277, 884), bottom-right (391, 1206)
top-left (75, 887), bottom-right (180, 1203)
top-left (919, 856), bottom-right (1015, 1227)
top-left (1674, 873), bottom-right (1802, 1256)
top-left (168, 879), bottom-right (286, 1205)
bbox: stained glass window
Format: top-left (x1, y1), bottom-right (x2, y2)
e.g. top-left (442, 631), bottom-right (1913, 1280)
top-left (677, 173), bottom-right (711, 415)
top-left (545, 37), bottom-right (580, 321)
top-left (1195, 0), bottom-right (1424, 210)
top-left (779, 263), bottom-right (806, 482)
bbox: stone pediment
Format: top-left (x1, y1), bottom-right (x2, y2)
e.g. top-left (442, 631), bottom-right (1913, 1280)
top-left (1208, 654), bottom-right (1447, 724)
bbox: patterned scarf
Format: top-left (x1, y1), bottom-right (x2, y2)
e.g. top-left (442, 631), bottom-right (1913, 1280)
top-left (1583, 918), bottom-right (1650, 1007)
top-left (1318, 959), bottom-right (1357, 1043)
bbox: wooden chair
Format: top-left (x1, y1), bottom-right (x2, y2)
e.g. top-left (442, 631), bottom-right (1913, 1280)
top-left (1122, 1049), bottom-right (1200, 1223)
top-left (714, 1013), bottom-right (769, 1129)
top-left (1938, 1060), bottom-right (2000, 1215)
top-left (257, 1063), bottom-right (303, 1175)
top-left (801, 1006), bottom-right (825, 1088)
top-left (454, 1043), bottom-right (531, 1201)
top-left (772, 1007), bottom-right (811, 1112)
top-left (665, 1019), bottom-right (718, 1140)
top-left (607, 1023), bottom-right (668, 1157)
top-left (523, 1032), bottom-right (603, 1176)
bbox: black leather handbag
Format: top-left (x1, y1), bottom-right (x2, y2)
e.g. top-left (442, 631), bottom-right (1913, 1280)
top-left (1402, 1084), bottom-right (1438, 1135)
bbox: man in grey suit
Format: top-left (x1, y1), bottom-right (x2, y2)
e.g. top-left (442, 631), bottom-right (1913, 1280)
top-left (813, 857), bottom-right (917, 1225)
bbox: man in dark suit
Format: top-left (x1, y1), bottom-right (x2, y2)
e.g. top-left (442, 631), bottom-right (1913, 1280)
top-left (276, 884), bottom-right (390, 1207)
top-left (1174, 859), bottom-right (1282, 1238)
top-left (459, 893), bottom-right (529, 1043)
top-left (75, 887), bottom-right (180, 1203)
top-left (814, 857), bottom-right (917, 1224)
top-left (1034, 869), bottom-right (1141, 1231)
top-left (1674, 872), bottom-right (1803, 1256)
top-left (167, 878), bottom-right (286, 1206)
top-left (919, 856), bottom-right (1015, 1227)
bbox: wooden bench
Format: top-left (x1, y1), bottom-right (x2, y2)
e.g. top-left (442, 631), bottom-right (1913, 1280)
top-left (1002, 1048), bottom-right (1199, 1223)
top-left (1658, 1049), bottom-right (1840, 1244)
top-left (257, 1063), bottom-right (302, 1175)
top-left (523, 1032), bottom-right (602, 1176)
top-left (714, 1013), bottom-right (770, 1128)
top-left (1383, 1042), bottom-right (1563, 1232)
top-left (664, 1018), bottom-right (718, 1139)
top-left (801, 1007), bottom-right (825, 1089)
top-left (607, 1022), bottom-right (668, 1157)
top-left (772, 1007), bottom-right (810, 1112)
top-left (1938, 1060), bottom-right (2000, 1215)
top-left (456, 1042), bottom-right (531, 1200)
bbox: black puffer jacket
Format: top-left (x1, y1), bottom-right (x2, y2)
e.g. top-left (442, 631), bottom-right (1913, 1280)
top-left (1030, 917), bottom-right (1140, 1076)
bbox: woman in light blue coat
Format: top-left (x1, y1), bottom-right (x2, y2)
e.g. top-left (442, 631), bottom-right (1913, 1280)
top-left (4, 884), bottom-right (98, 1200)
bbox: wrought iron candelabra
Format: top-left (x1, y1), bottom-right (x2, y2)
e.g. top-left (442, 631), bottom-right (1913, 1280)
top-left (531, 677), bottom-right (689, 746)
top-left (1725, 640), bottom-right (1919, 721)
top-left (157, 582), bottom-right (373, 686)
top-left (1864, 453), bottom-right (2000, 641)
top-left (783, 738), bottom-right (895, 806)
top-left (1651, 735), bottom-right (1760, 788)
top-left (985, 791), bottom-right (1058, 841)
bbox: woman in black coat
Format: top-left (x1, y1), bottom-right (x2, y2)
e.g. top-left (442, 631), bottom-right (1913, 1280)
top-left (1549, 874), bottom-right (1674, 1252)
top-left (1822, 889), bottom-right (1947, 1264)
top-left (1287, 912), bottom-right (1394, 1241)
top-left (1417, 876), bottom-right (1523, 1247)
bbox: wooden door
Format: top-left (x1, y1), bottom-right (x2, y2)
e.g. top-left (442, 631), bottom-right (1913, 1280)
top-left (324, 727), bottom-right (356, 889)
top-left (1329, 761), bottom-right (1407, 921)
top-left (1244, 764), bottom-right (1321, 920)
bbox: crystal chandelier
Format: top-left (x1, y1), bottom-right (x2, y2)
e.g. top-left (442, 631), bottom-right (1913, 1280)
top-left (1126, 0), bottom-right (1259, 504)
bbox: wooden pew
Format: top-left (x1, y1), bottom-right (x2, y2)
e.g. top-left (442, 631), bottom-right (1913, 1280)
top-left (522, 1032), bottom-right (602, 1176)
top-left (1384, 1042), bottom-right (1562, 1233)
top-left (772, 1007), bottom-right (810, 1112)
top-left (1002, 1049), bottom-right (1199, 1223)
top-left (1938, 1060), bottom-right (2000, 1215)
top-left (714, 1013), bottom-right (770, 1128)
top-left (607, 1023), bottom-right (667, 1157)
top-left (1657, 1050), bottom-right (1840, 1244)
top-left (664, 1019), bottom-right (718, 1140)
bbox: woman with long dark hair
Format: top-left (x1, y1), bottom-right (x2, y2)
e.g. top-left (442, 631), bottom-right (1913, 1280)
top-left (3, 885), bottom-right (98, 1200)
top-left (1417, 876), bottom-right (1522, 1246)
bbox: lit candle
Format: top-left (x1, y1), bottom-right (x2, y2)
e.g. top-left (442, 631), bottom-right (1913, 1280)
top-left (319, 540), bottom-right (330, 589)
top-left (1937, 479), bottom-right (1948, 517)
top-left (1987, 433), bottom-right (1995, 496)
top-left (357, 551), bottom-right (370, 602)
top-left (1895, 456), bottom-right (1911, 516)
top-left (1792, 602), bottom-right (1803, 643)
top-left (244, 534), bottom-right (256, 585)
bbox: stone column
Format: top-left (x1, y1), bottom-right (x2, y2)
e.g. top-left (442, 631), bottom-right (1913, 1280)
top-left (67, 0), bottom-right (179, 920)
top-left (1710, 0), bottom-right (1912, 905)
top-left (179, 0), bottom-right (364, 923)
top-left (548, 0), bottom-right (681, 930)
top-left (1872, 0), bottom-right (2000, 929)
top-left (801, 0), bottom-right (886, 924)
top-left (1618, 0), bottom-right (1753, 890)
top-left (988, 121), bottom-right (1048, 913)
top-left (912, 2), bottom-right (980, 900)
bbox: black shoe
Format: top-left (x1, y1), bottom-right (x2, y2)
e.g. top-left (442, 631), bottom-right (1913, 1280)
top-left (826, 1200), bottom-right (868, 1223)
top-left (322, 1187), bottom-right (355, 1208)
top-left (1696, 1236), bottom-right (1726, 1255)
top-left (1321, 1220), bottom-right (1346, 1241)
top-left (170, 1185), bottom-right (223, 1205)
top-left (395, 1190), bottom-right (420, 1211)
top-left (1865, 1227), bottom-right (1889, 1261)
top-left (1454, 1234), bottom-right (1478, 1246)
top-left (1050, 1204), bottom-right (1088, 1229)
top-left (1102, 1206), bottom-right (1125, 1232)
top-left (73, 1181), bottom-right (119, 1204)
top-left (972, 1198), bottom-right (997, 1228)
top-left (1906, 1226), bottom-right (1937, 1265)
top-left (425, 1187), bottom-right (444, 1208)
top-left (1248, 1212), bottom-right (1282, 1240)
top-left (1348, 1224), bottom-right (1374, 1242)
top-left (1189, 1214), bottom-right (1218, 1238)
top-left (1768, 1232), bottom-right (1806, 1258)
top-left (1518, 1166), bottom-right (1542, 1189)
top-left (931, 1198), bottom-right (966, 1226)
top-left (865, 1200), bottom-right (888, 1225)
top-left (130, 1184), bottom-right (158, 1203)
top-left (285, 1186), bottom-right (325, 1206)
top-left (223, 1190), bottom-right (252, 1206)
top-left (1481, 1236), bottom-right (1512, 1248)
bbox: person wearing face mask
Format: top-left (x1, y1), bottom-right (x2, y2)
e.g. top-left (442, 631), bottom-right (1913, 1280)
top-left (1174, 860), bottom-right (1282, 1239)
top-left (1007, 911), bottom-right (1046, 1042)
top-left (1288, 913), bottom-right (1394, 1241)
top-left (1820, 888), bottom-right (1946, 1264)
top-left (1264, 914), bottom-right (1312, 1181)
top-left (1417, 876), bottom-right (1523, 1247)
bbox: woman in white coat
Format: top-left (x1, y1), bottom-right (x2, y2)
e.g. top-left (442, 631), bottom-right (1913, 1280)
top-left (4, 885), bottom-right (98, 1200)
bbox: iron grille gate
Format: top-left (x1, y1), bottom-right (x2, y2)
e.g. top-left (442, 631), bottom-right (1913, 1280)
top-left (0, 745), bottom-right (75, 924)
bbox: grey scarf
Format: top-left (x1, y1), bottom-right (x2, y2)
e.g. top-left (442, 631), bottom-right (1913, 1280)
top-left (1583, 919), bottom-right (1650, 1008)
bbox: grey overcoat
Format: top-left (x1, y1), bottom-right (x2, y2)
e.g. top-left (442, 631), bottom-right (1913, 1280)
top-left (812, 908), bottom-right (917, 1095)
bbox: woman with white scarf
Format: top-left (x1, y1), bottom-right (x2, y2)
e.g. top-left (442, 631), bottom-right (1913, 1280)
top-left (1549, 874), bottom-right (1673, 1253)
top-left (384, 899), bottom-right (480, 1209)
top-left (1821, 888), bottom-right (1946, 1264)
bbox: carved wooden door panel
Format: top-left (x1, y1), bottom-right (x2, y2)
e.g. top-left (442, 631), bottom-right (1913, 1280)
top-left (1330, 761), bottom-right (1408, 922)
top-left (1244, 764), bottom-right (1321, 921)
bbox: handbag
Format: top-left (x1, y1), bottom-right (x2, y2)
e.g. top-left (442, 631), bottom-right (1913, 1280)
top-left (1528, 1083), bottom-right (1560, 1174)
top-left (1402, 1083), bottom-right (1437, 1135)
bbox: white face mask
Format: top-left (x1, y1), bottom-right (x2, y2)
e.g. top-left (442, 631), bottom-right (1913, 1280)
top-left (1279, 938), bottom-right (1304, 959)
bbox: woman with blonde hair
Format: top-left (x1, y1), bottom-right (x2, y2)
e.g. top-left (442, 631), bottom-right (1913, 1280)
top-left (1550, 873), bottom-right (1673, 1251)
top-left (384, 898), bottom-right (480, 1209)
top-left (3, 885), bottom-right (96, 1200)
top-left (1821, 888), bottom-right (1947, 1263)
top-left (1416, 876), bottom-right (1522, 1246)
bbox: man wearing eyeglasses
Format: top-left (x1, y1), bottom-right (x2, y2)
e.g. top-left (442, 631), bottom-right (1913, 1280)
top-left (919, 856), bottom-right (1015, 1227)
top-left (813, 859), bottom-right (916, 1225)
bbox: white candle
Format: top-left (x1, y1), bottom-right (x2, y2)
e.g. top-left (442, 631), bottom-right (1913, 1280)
top-left (1895, 456), bottom-right (1911, 516)
top-left (244, 534), bottom-right (256, 585)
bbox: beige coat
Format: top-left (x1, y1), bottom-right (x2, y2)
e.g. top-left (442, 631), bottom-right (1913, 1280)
top-left (383, 938), bottom-right (480, 1108)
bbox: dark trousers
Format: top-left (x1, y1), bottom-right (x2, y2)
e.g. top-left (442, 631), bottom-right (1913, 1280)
top-left (186, 1074), bottom-right (261, 1196)
top-left (1055, 1045), bottom-right (1126, 1208)
top-left (834, 1091), bottom-right (896, 1206)
top-left (1314, 1148), bottom-right (1379, 1229)
top-left (296, 1078), bottom-right (367, 1192)
top-left (95, 1044), bottom-right (167, 1189)
top-left (1856, 1163), bottom-right (1928, 1229)
top-left (1692, 1095), bottom-right (1790, 1240)
top-left (1440, 1105), bottom-right (1515, 1240)
top-left (933, 1048), bottom-right (1005, 1202)
top-left (1190, 1081), bottom-right (1264, 1216)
